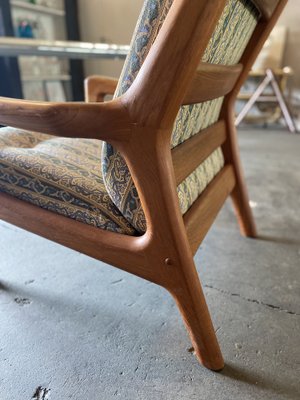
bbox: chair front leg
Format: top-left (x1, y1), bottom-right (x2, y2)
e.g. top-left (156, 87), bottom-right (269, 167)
top-left (118, 129), bottom-right (224, 371)
top-left (167, 256), bottom-right (224, 371)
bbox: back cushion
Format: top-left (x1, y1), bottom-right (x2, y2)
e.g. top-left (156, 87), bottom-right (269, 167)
top-left (102, 0), bottom-right (259, 232)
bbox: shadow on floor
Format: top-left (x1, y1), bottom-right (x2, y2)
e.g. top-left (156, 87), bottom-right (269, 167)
top-left (222, 363), bottom-right (299, 400)
top-left (257, 234), bottom-right (300, 246)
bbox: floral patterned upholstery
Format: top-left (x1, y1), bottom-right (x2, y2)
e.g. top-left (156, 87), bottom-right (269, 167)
top-left (102, 0), bottom-right (259, 232)
top-left (0, 128), bottom-right (135, 235)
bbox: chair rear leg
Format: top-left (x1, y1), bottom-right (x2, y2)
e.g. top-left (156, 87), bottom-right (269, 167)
top-left (223, 106), bottom-right (257, 238)
top-left (167, 258), bottom-right (224, 371)
top-left (230, 137), bottom-right (258, 236)
top-left (231, 172), bottom-right (257, 237)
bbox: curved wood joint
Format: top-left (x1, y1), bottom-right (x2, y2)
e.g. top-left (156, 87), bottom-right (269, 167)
top-left (84, 75), bottom-right (118, 103)
top-left (182, 63), bottom-right (243, 105)
top-left (123, 0), bottom-right (227, 128)
top-left (0, 96), bottom-right (133, 143)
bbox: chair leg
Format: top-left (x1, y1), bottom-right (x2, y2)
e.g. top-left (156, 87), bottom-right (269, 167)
top-left (223, 105), bottom-right (257, 238)
top-left (167, 258), bottom-right (224, 371)
top-left (229, 125), bottom-right (257, 237)
top-left (230, 177), bottom-right (257, 238)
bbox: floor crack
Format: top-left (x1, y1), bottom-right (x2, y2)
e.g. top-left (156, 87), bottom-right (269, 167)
top-left (204, 284), bottom-right (300, 316)
top-left (32, 386), bottom-right (51, 400)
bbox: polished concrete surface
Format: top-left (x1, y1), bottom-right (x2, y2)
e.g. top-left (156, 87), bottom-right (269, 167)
top-left (0, 129), bottom-right (299, 400)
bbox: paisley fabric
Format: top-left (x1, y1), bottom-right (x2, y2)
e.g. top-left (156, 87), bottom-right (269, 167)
top-left (0, 127), bottom-right (135, 235)
top-left (102, 0), bottom-right (259, 232)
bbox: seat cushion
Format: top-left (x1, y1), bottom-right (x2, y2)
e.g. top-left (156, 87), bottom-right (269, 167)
top-left (102, 0), bottom-right (259, 232)
top-left (0, 127), bottom-right (136, 235)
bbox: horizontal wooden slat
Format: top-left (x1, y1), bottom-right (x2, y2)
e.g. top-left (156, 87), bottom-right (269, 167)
top-left (172, 120), bottom-right (227, 185)
top-left (84, 75), bottom-right (118, 102)
top-left (184, 165), bottom-right (236, 255)
top-left (251, 0), bottom-right (281, 20)
top-left (182, 63), bottom-right (243, 105)
top-left (0, 192), bottom-right (162, 284)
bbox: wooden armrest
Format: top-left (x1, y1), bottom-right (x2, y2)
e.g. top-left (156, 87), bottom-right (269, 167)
top-left (0, 97), bottom-right (132, 143)
top-left (84, 75), bottom-right (118, 102)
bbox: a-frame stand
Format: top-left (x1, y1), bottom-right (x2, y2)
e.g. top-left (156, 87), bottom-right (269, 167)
top-left (236, 68), bottom-right (297, 133)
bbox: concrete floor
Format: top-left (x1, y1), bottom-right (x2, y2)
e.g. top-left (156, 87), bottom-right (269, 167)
top-left (0, 129), bottom-right (299, 400)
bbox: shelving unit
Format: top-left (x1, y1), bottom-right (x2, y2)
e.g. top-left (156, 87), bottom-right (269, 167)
top-left (0, 0), bottom-right (84, 100)
top-left (22, 74), bottom-right (71, 81)
top-left (10, 0), bottom-right (65, 17)
top-left (10, 0), bottom-right (69, 100)
top-left (0, 0), bottom-right (23, 98)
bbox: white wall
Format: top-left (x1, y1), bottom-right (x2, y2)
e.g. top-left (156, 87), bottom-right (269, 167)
top-left (78, 0), bottom-right (300, 91)
top-left (78, 0), bottom-right (143, 79)
top-left (277, 0), bottom-right (300, 90)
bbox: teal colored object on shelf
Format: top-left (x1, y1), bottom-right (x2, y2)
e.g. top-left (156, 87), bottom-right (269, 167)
top-left (17, 20), bottom-right (34, 38)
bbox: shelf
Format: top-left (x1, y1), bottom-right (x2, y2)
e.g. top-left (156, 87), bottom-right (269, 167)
top-left (0, 38), bottom-right (129, 60)
top-left (11, 0), bottom-right (65, 17)
top-left (22, 74), bottom-right (71, 81)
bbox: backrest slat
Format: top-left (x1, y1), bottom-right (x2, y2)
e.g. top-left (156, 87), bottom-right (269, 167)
top-left (182, 63), bottom-right (243, 105)
top-left (172, 120), bottom-right (227, 185)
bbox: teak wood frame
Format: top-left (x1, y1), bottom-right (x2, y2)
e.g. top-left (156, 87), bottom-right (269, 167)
top-left (0, 0), bottom-right (287, 371)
